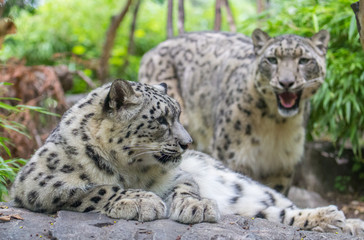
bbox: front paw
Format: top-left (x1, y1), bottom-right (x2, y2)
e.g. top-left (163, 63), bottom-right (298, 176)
top-left (343, 219), bottom-right (364, 236)
top-left (311, 205), bottom-right (346, 233)
top-left (169, 197), bottom-right (220, 224)
top-left (107, 190), bottom-right (166, 222)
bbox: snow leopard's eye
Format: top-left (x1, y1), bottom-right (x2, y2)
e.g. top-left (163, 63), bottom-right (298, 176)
top-left (267, 57), bottom-right (278, 64)
top-left (298, 57), bottom-right (310, 65)
top-left (157, 116), bottom-right (168, 125)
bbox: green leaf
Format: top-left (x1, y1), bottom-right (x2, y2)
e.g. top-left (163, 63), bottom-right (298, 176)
top-left (345, 101), bottom-right (351, 123)
top-left (312, 13), bottom-right (319, 32)
top-left (0, 123), bottom-right (29, 137)
top-left (72, 45), bottom-right (86, 55)
top-left (0, 141), bottom-right (11, 157)
top-left (0, 97), bottom-right (20, 101)
top-left (350, 125), bottom-right (357, 143)
top-left (0, 102), bottom-right (20, 112)
top-left (348, 15), bottom-right (357, 41)
top-left (17, 105), bottom-right (60, 117)
top-left (352, 97), bottom-right (361, 113)
top-left (0, 82), bottom-right (13, 86)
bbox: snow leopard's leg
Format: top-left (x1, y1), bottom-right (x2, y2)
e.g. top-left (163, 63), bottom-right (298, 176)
top-left (164, 171), bottom-right (220, 224)
top-left (12, 177), bottom-right (166, 222)
top-left (230, 175), bottom-right (363, 235)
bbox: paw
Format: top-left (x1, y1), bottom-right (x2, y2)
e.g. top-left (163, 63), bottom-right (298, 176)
top-left (343, 219), bottom-right (364, 236)
top-left (169, 197), bottom-right (220, 224)
top-left (311, 205), bottom-right (346, 233)
top-left (107, 190), bottom-right (166, 222)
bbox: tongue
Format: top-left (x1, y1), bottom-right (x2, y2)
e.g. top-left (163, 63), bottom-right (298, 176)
top-left (278, 92), bottom-right (297, 108)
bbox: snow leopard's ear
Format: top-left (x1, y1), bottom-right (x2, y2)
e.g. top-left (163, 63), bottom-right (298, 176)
top-left (152, 82), bottom-right (168, 94)
top-left (252, 28), bottom-right (271, 55)
top-left (310, 30), bottom-right (330, 56)
top-left (103, 79), bottom-right (141, 113)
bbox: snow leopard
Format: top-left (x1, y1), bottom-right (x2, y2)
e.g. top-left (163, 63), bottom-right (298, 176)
top-left (138, 29), bottom-right (329, 194)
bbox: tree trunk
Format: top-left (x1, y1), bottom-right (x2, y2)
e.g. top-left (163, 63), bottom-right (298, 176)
top-left (257, 0), bottom-right (266, 14)
top-left (167, 0), bottom-right (174, 38)
top-left (178, 0), bottom-right (185, 35)
top-left (0, 1), bottom-right (4, 18)
top-left (98, 0), bottom-right (133, 83)
top-left (120, 0), bottom-right (142, 74)
top-left (352, 0), bottom-right (364, 50)
top-left (214, 0), bottom-right (222, 31)
top-left (223, 0), bottom-right (236, 32)
top-left (0, 0), bottom-right (16, 48)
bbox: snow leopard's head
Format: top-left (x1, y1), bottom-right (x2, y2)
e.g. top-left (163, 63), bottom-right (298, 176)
top-left (252, 29), bottom-right (330, 117)
top-left (102, 79), bottom-right (192, 169)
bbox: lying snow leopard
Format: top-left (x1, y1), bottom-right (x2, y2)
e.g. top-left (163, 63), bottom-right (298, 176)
top-left (11, 80), bottom-right (364, 236)
top-left (139, 29), bottom-right (329, 194)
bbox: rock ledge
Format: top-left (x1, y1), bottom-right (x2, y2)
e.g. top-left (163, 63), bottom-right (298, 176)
top-left (0, 202), bottom-right (359, 240)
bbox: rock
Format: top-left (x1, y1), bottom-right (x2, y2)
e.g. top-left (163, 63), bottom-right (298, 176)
top-left (294, 141), bottom-right (363, 195)
top-left (288, 186), bottom-right (329, 208)
top-left (65, 93), bottom-right (87, 108)
top-left (0, 202), bottom-right (359, 240)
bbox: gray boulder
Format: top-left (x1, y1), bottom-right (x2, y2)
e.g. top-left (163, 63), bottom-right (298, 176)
top-left (0, 202), bottom-right (359, 240)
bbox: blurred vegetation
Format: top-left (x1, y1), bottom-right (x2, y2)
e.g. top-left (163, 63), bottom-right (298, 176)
top-left (0, 84), bottom-right (27, 202)
top-left (0, 0), bottom-right (363, 191)
top-left (1, 0), bottom-right (254, 92)
top-left (0, 0), bottom-right (37, 17)
top-left (0, 82), bottom-right (58, 201)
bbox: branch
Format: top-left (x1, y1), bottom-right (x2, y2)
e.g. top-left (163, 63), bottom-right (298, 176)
top-left (167, 0), bottom-right (173, 38)
top-left (0, 19), bottom-right (16, 48)
top-left (75, 70), bottom-right (97, 89)
top-left (178, 0), bottom-right (185, 35)
top-left (121, 0), bottom-right (142, 74)
top-left (352, 0), bottom-right (364, 50)
top-left (257, 0), bottom-right (263, 14)
top-left (214, 0), bottom-right (222, 31)
top-left (223, 0), bottom-right (236, 32)
top-left (98, 0), bottom-right (133, 83)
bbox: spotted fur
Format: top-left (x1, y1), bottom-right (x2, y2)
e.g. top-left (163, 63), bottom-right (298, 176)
top-left (11, 80), bottom-right (364, 236)
top-left (139, 29), bottom-right (330, 194)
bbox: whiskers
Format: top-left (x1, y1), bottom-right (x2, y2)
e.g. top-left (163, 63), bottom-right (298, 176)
top-left (122, 143), bottom-right (181, 164)
top-left (123, 144), bottom-right (159, 158)
top-left (156, 153), bottom-right (181, 164)
top-left (123, 143), bottom-right (158, 151)
top-left (303, 76), bottom-right (324, 88)
top-left (266, 76), bottom-right (324, 92)
top-left (257, 84), bottom-right (273, 92)
top-left (131, 150), bottom-right (160, 159)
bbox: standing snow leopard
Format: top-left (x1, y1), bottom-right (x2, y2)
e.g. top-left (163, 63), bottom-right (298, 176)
top-left (11, 80), bottom-right (364, 236)
top-left (138, 29), bottom-right (330, 194)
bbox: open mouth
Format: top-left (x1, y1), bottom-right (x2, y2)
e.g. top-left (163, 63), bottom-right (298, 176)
top-left (275, 90), bottom-right (302, 115)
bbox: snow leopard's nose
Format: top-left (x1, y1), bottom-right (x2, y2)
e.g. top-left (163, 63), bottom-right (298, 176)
top-left (177, 132), bottom-right (193, 150)
top-left (178, 142), bottom-right (190, 150)
top-left (279, 79), bottom-right (295, 89)
top-left (173, 122), bottom-right (193, 150)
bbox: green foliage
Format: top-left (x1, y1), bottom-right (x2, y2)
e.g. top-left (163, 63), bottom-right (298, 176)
top-left (334, 175), bottom-right (351, 193)
top-left (1, 0), bottom-right (37, 18)
top-left (0, 82), bottom-right (59, 201)
top-left (0, 157), bottom-right (26, 202)
top-left (239, 0), bottom-right (364, 167)
top-left (1, 0), bottom-right (119, 65)
top-left (0, 0), bottom-right (255, 83)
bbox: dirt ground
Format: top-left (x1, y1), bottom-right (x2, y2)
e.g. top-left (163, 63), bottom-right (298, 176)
top-left (327, 193), bottom-right (364, 219)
